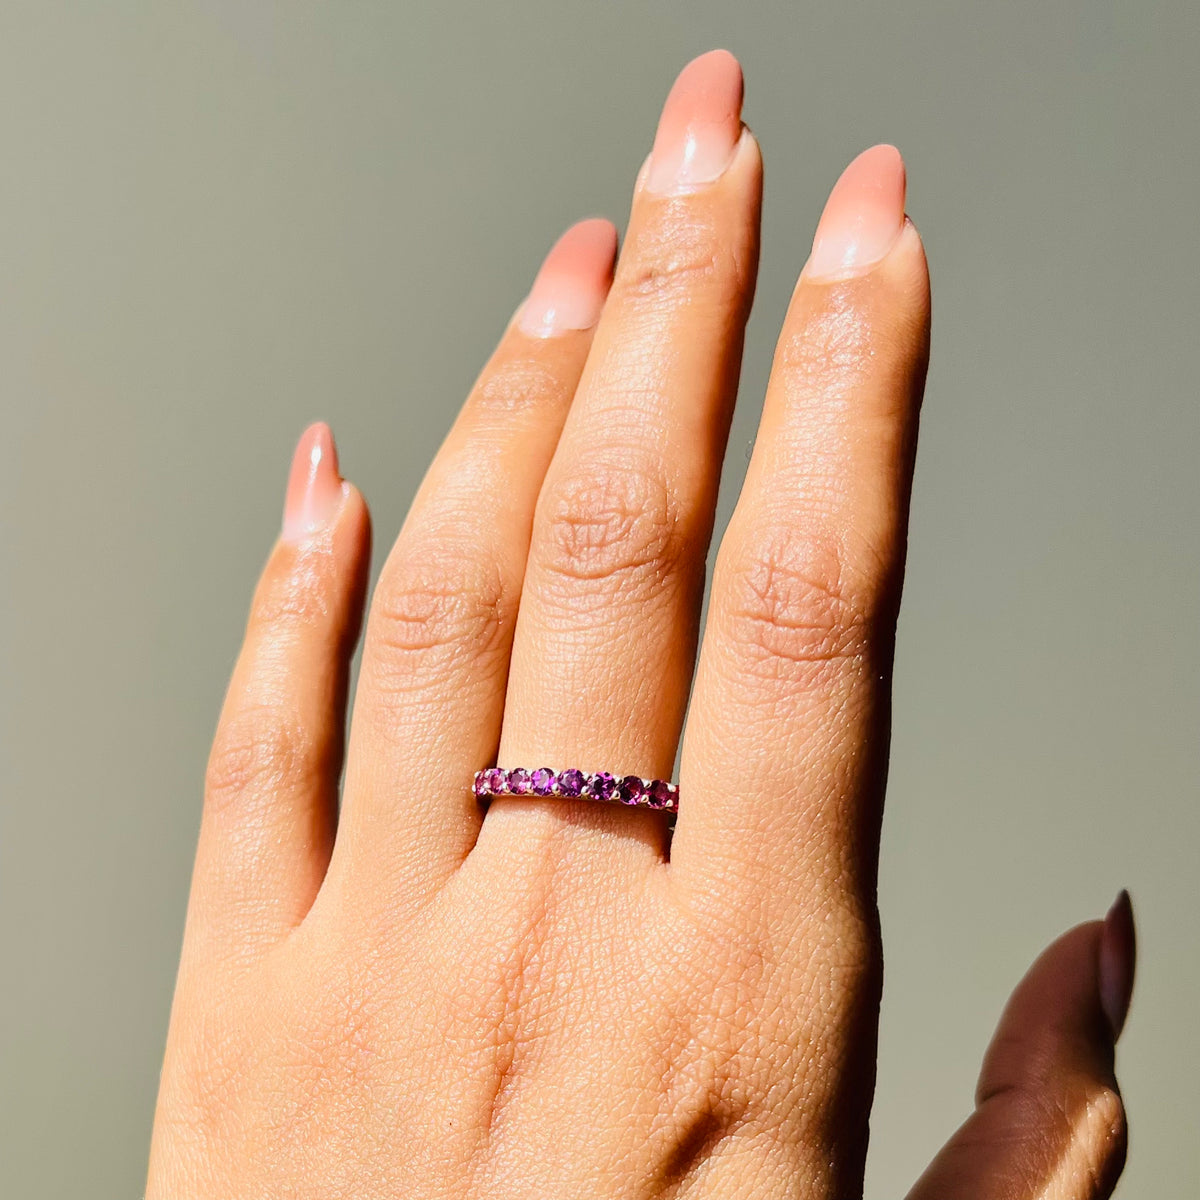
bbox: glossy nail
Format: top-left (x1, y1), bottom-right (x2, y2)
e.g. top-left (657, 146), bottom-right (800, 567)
top-left (1098, 889), bottom-right (1136, 1041)
top-left (646, 49), bottom-right (743, 195)
top-left (518, 218), bottom-right (618, 337)
top-left (282, 422), bottom-right (346, 542)
top-left (804, 144), bottom-right (907, 281)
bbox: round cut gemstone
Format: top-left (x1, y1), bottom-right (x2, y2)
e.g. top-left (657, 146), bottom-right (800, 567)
top-left (483, 767), bottom-right (506, 794)
top-left (531, 767), bottom-right (556, 795)
top-left (472, 773), bottom-right (488, 797)
top-left (506, 767), bottom-right (531, 794)
top-left (589, 771), bottom-right (616, 801)
top-left (558, 768), bottom-right (585, 797)
top-left (646, 779), bottom-right (673, 809)
top-left (618, 775), bottom-right (645, 805)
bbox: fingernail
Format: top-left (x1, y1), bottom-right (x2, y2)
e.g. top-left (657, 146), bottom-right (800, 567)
top-left (646, 49), bottom-right (743, 195)
top-left (518, 218), bottom-right (618, 337)
top-left (803, 144), bottom-right (907, 281)
top-left (1098, 889), bottom-right (1136, 1041)
top-left (282, 422), bottom-right (346, 542)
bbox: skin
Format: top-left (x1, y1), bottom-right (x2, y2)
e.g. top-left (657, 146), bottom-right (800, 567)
top-left (147, 50), bottom-right (1133, 1200)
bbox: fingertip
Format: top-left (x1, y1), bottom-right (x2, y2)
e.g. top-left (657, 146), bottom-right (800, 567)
top-left (884, 219), bottom-right (933, 335)
top-left (976, 920), bottom-right (1115, 1107)
top-left (802, 143), bottom-right (907, 282)
top-left (282, 422), bottom-right (344, 543)
top-left (910, 919), bottom-right (1129, 1200)
top-left (334, 476), bottom-right (368, 530)
top-left (793, 201), bottom-right (929, 330)
top-left (689, 47), bottom-right (744, 80)
top-left (564, 215), bottom-right (620, 255)
top-left (646, 49), bottom-right (745, 195)
top-left (660, 48), bottom-right (744, 129)
top-left (865, 142), bottom-right (906, 191)
top-left (272, 430), bottom-right (370, 609)
top-left (733, 122), bottom-right (763, 180)
top-left (518, 217), bottom-right (619, 338)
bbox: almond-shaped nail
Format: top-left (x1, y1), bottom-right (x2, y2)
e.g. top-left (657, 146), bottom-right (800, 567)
top-left (803, 144), bottom-right (907, 281)
top-left (282, 422), bottom-right (346, 542)
top-left (645, 49), bottom-right (743, 195)
top-left (518, 218), bottom-right (618, 337)
top-left (1098, 888), bottom-right (1136, 1041)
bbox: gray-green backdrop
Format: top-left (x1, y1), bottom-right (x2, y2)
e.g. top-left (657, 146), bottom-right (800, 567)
top-left (2, 3), bottom-right (1197, 1196)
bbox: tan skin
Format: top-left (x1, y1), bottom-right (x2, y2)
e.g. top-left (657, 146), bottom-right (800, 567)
top-left (147, 52), bottom-right (1130, 1200)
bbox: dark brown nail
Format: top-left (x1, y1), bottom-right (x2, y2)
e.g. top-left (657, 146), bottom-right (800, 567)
top-left (1098, 889), bottom-right (1136, 1041)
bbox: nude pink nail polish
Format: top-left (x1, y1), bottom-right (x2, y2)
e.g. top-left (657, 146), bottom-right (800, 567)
top-left (282, 422), bottom-right (346, 542)
top-left (804, 144), bottom-right (907, 280)
top-left (1098, 888), bottom-right (1136, 1041)
top-left (518, 218), bottom-right (618, 337)
top-left (645, 49), bottom-right (744, 195)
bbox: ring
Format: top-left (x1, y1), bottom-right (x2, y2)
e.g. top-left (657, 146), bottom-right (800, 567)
top-left (474, 767), bottom-right (679, 813)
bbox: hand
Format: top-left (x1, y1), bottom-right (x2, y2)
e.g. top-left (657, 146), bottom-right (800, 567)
top-left (147, 50), bottom-right (1134, 1199)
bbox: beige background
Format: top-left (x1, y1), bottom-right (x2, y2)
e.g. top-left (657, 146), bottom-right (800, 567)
top-left (2, 3), bottom-right (1197, 1196)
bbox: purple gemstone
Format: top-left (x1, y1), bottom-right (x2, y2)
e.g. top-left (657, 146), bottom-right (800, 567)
top-left (506, 767), bottom-right (531, 794)
top-left (646, 779), bottom-right (673, 809)
top-left (558, 768), bottom-right (585, 797)
top-left (531, 767), bottom-right (556, 796)
top-left (588, 771), bottom-right (616, 801)
top-left (472, 773), bottom-right (488, 798)
top-left (618, 775), bottom-right (645, 805)
top-left (483, 767), bottom-right (506, 794)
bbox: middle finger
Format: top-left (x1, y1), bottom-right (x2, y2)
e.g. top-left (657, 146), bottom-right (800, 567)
top-left (482, 50), bottom-right (761, 862)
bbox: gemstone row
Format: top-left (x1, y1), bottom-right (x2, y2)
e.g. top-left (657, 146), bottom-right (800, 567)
top-left (473, 767), bottom-right (678, 812)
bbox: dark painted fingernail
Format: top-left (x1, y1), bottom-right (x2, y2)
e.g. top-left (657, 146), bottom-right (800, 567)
top-left (1098, 889), bottom-right (1136, 1041)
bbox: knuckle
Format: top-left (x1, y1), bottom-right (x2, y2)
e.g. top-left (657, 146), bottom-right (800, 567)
top-left (161, 1009), bottom-right (254, 1150)
top-left (470, 355), bottom-right (567, 417)
top-left (367, 543), bottom-right (510, 681)
top-left (776, 296), bottom-right (876, 397)
top-left (205, 706), bottom-right (321, 812)
top-left (772, 892), bottom-right (883, 1028)
top-left (251, 548), bottom-right (338, 632)
top-left (535, 457), bottom-right (685, 598)
top-left (717, 524), bottom-right (882, 684)
top-left (763, 899), bottom-right (883, 1105)
top-left (616, 214), bottom-right (751, 312)
top-left (784, 257), bottom-right (930, 390)
top-left (815, 897), bottom-right (884, 1003)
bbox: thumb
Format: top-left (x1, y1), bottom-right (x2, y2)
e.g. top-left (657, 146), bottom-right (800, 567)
top-left (907, 891), bottom-right (1135, 1200)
